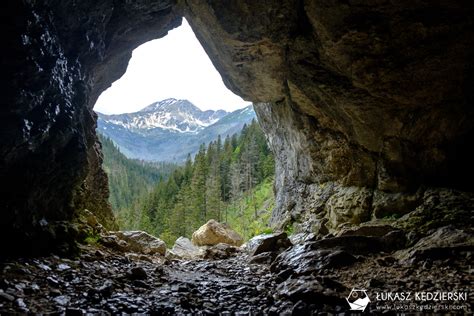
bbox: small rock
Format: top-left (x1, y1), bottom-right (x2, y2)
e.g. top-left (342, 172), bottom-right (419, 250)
top-left (138, 255), bottom-right (153, 263)
top-left (129, 267), bottom-right (147, 280)
top-left (381, 230), bottom-right (407, 249)
top-left (288, 233), bottom-right (309, 245)
top-left (422, 260), bottom-right (432, 270)
top-left (97, 280), bottom-right (114, 297)
top-left (57, 263), bottom-right (71, 271)
top-left (53, 295), bottom-right (70, 306)
top-left (0, 292), bottom-right (15, 302)
top-left (15, 298), bottom-right (27, 309)
top-left (154, 265), bottom-right (164, 275)
top-left (46, 276), bottom-right (60, 286)
top-left (66, 308), bottom-right (84, 316)
top-left (132, 280), bottom-right (149, 288)
top-left (292, 300), bottom-right (310, 316)
top-left (367, 278), bottom-right (385, 288)
top-left (49, 288), bottom-right (62, 297)
top-left (14, 283), bottom-right (25, 292)
top-left (24, 283), bottom-right (40, 294)
top-left (37, 263), bottom-right (51, 271)
top-left (118, 240), bottom-right (128, 248)
top-left (376, 256), bottom-right (397, 266)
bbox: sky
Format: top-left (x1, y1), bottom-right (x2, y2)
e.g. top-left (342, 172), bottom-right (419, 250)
top-left (94, 19), bottom-right (249, 114)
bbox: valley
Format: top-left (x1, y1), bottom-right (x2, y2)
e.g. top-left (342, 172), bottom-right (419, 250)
top-left (97, 98), bottom-right (256, 162)
top-left (99, 106), bottom-right (275, 246)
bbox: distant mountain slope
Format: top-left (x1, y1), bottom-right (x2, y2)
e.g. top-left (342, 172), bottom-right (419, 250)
top-left (96, 99), bottom-right (256, 162)
top-left (99, 134), bottom-right (177, 215)
top-left (99, 98), bottom-right (228, 134)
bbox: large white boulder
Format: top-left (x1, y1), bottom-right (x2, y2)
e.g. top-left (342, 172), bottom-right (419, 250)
top-left (192, 220), bottom-right (243, 247)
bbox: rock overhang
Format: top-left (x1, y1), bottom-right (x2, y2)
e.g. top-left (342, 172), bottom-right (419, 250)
top-left (1, 0), bottom-right (473, 254)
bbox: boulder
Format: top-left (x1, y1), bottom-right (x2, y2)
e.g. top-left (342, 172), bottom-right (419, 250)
top-left (396, 226), bottom-right (474, 263)
top-left (270, 229), bottom-right (407, 276)
top-left (203, 243), bottom-right (240, 260)
top-left (246, 232), bottom-right (292, 256)
top-left (276, 276), bottom-right (346, 307)
top-left (100, 234), bottom-right (127, 252)
top-left (191, 220), bottom-right (243, 247)
top-left (109, 231), bottom-right (166, 256)
top-left (170, 237), bottom-right (204, 260)
top-left (270, 243), bottom-right (357, 275)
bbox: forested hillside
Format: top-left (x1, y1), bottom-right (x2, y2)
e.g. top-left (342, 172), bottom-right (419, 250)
top-left (116, 119), bottom-right (275, 245)
top-left (99, 135), bottom-right (177, 225)
top-left (97, 99), bottom-right (256, 162)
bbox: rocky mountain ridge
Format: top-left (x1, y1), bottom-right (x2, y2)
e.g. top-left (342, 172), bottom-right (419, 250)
top-left (97, 98), bottom-right (228, 134)
top-left (96, 99), bottom-right (255, 162)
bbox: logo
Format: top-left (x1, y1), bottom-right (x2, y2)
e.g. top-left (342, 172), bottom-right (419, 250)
top-left (346, 288), bottom-right (371, 311)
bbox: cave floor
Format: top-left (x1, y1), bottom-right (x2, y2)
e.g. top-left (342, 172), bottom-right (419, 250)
top-left (0, 244), bottom-right (472, 315)
top-left (0, 245), bottom-right (285, 315)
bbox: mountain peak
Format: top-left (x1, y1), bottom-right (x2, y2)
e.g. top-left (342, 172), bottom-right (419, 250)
top-left (98, 98), bottom-right (230, 134)
top-left (140, 98), bottom-right (194, 112)
top-left (97, 101), bottom-right (256, 162)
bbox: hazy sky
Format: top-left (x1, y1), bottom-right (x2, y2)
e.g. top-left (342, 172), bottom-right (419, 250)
top-left (94, 19), bottom-right (249, 114)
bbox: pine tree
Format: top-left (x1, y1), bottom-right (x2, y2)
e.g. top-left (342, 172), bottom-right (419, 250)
top-left (119, 118), bottom-right (276, 244)
top-left (191, 144), bottom-right (208, 224)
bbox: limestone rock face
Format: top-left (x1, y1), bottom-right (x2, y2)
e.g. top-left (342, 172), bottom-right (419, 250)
top-left (192, 220), bottom-right (243, 247)
top-left (2, 0), bottom-right (473, 253)
top-left (326, 187), bottom-right (372, 230)
top-left (180, 0), bottom-right (474, 232)
top-left (1, 0), bottom-right (180, 254)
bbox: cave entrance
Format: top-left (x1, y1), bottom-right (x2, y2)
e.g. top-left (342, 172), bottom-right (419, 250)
top-left (93, 19), bottom-right (275, 247)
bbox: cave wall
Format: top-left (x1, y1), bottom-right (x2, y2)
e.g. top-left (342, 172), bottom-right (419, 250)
top-left (1, 0), bottom-right (181, 254)
top-left (179, 0), bottom-right (474, 230)
top-left (1, 0), bottom-right (473, 253)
